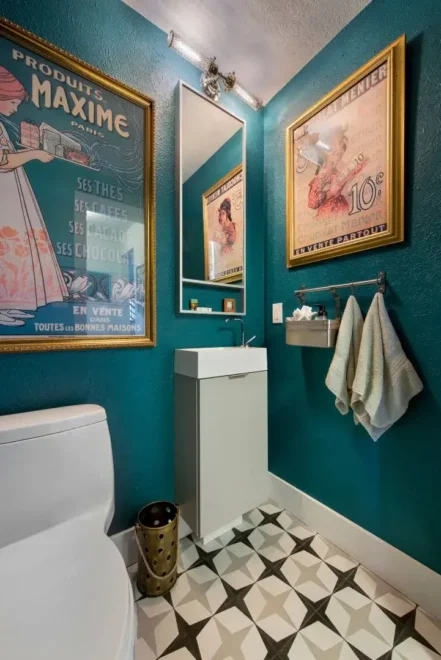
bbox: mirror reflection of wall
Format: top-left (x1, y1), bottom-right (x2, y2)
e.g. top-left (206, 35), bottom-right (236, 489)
top-left (182, 86), bottom-right (244, 286)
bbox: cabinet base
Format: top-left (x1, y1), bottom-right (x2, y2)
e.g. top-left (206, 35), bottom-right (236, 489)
top-left (198, 516), bottom-right (243, 546)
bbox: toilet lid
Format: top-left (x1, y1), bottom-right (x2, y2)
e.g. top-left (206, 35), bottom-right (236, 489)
top-left (0, 517), bottom-right (133, 660)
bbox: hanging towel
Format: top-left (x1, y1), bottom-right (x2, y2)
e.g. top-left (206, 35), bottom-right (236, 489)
top-left (351, 293), bottom-right (423, 441)
top-left (325, 295), bottom-right (364, 415)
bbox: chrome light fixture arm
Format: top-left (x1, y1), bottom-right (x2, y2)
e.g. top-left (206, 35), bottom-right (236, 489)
top-left (168, 31), bottom-right (261, 110)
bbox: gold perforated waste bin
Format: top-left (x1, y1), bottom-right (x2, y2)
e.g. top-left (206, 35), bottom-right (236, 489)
top-left (135, 501), bottom-right (180, 597)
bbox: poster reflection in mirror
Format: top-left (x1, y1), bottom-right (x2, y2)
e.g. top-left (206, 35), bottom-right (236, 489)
top-left (203, 165), bottom-right (243, 283)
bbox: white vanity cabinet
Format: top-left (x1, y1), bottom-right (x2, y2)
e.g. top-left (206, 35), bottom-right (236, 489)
top-left (175, 348), bottom-right (268, 541)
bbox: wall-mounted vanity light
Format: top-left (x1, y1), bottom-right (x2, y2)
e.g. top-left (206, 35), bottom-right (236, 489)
top-left (168, 31), bottom-right (262, 111)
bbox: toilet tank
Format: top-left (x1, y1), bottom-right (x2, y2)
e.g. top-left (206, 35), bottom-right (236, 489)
top-left (0, 404), bottom-right (114, 549)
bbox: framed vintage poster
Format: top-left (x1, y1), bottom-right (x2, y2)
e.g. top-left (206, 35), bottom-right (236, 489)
top-left (0, 18), bottom-right (155, 352)
top-left (286, 35), bottom-right (405, 267)
top-left (203, 164), bottom-right (244, 283)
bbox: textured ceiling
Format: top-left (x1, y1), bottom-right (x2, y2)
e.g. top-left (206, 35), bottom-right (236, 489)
top-left (181, 86), bottom-right (242, 182)
top-left (123, 0), bottom-right (371, 105)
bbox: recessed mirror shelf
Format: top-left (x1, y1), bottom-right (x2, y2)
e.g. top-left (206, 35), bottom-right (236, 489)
top-left (182, 278), bottom-right (243, 290)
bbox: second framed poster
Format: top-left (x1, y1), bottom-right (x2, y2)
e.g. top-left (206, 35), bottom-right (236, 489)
top-left (286, 35), bottom-right (405, 267)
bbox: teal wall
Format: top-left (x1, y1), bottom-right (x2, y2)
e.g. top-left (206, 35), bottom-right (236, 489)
top-left (183, 129), bottom-right (242, 281)
top-left (0, 0), bottom-right (264, 533)
top-left (264, 0), bottom-right (441, 573)
top-left (1, 0), bottom-right (440, 575)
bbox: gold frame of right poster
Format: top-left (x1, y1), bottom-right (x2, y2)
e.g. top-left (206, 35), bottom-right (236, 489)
top-left (286, 35), bottom-right (405, 268)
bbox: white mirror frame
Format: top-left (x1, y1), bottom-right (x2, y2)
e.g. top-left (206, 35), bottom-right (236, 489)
top-left (176, 80), bottom-right (246, 316)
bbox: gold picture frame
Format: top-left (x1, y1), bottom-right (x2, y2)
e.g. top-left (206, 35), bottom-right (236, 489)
top-left (0, 17), bottom-right (155, 352)
top-left (286, 35), bottom-right (405, 267)
top-left (203, 164), bottom-right (244, 284)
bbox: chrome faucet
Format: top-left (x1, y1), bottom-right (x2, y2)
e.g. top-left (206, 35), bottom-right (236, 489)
top-left (225, 318), bottom-right (256, 347)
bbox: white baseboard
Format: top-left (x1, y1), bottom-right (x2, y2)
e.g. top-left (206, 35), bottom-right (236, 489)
top-left (199, 516), bottom-right (242, 546)
top-left (111, 516), bottom-right (192, 567)
top-left (269, 472), bottom-right (441, 621)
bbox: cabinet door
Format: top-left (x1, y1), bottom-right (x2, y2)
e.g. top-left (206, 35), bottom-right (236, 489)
top-left (175, 374), bottom-right (199, 533)
top-left (198, 371), bottom-right (268, 538)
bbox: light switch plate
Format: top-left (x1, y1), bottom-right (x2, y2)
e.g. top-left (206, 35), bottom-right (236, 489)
top-left (272, 302), bottom-right (283, 324)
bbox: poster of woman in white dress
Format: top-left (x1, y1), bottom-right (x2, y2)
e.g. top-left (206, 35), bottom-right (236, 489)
top-left (0, 18), bottom-right (154, 351)
top-left (0, 65), bottom-right (68, 326)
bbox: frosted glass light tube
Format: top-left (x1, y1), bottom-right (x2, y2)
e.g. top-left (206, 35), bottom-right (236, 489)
top-left (168, 31), bottom-right (211, 71)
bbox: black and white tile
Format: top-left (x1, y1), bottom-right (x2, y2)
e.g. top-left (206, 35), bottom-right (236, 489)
top-left (325, 586), bottom-right (396, 658)
top-left (170, 565), bottom-right (228, 625)
top-left (249, 523), bottom-right (297, 563)
top-left (244, 574), bottom-right (308, 641)
top-left (276, 510), bottom-right (315, 542)
top-left (177, 537), bottom-right (200, 575)
top-left (133, 501), bottom-right (441, 659)
top-left (288, 620), bottom-right (359, 659)
top-left (235, 507), bottom-right (265, 532)
top-left (280, 550), bottom-right (339, 603)
top-left (136, 596), bottom-right (179, 659)
top-left (193, 529), bottom-right (236, 554)
top-left (197, 606), bottom-right (268, 659)
top-left (309, 535), bottom-right (358, 574)
top-left (213, 541), bottom-right (266, 589)
top-left (353, 566), bottom-right (415, 618)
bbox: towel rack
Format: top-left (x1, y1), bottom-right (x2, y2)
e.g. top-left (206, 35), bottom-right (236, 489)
top-left (295, 271), bottom-right (386, 301)
top-left (288, 272), bottom-right (385, 349)
top-left (294, 271), bottom-right (386, 317)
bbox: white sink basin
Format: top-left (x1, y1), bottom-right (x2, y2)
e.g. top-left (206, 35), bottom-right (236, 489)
top-left (175, 347), bottom-right (267, 379)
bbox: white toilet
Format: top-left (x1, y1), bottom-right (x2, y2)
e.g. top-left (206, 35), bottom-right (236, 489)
top-left (0, 404), bottom-right (136, 660)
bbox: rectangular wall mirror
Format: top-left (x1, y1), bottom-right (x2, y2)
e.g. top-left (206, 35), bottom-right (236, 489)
top-left (176, 81), bottom-right (246, 315)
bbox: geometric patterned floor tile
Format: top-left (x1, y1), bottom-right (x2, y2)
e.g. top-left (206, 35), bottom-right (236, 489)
top-left (213, 541), bottom-right (266, 589)
top-left (258, 501), bottom-right (283, 516)
top-left (170, 565), bottom-right (227, 625)
top-left (325, 586), bottom-right (396, 659)
top-left (354, 566), bottom-right (416, 618)
top-left (392, 637), bottom-right (441, 659)
top-left (193, 529), bottom-right (236, 554)
top-left (136, 597), bottom-right (179, 659)
top-left (244, 575), bottom-right (308, 641)
top-left (196, 607), bottom-right (267, 660)
top-left (235, 508), bottom-right (265, 532)
top-left (276, 510), bottom-right (316, 541)
top-left (160, 650), bottom-right (196, 660)
top-left (248, 523), bottom-right (296, 562)
top-left (310, 536), bottom-right (358, 573)
top-left (135, 637), bottom-right (156, 660)
top-left (177, 537), bottom-right (200, 575)
top-left (288, 621), bottom-right (359, 659)
top-left (134, 500), bottom-right (441, 660)
top-left (281, 550), bottom-right (338, 603)
top-left (415, 608), bottom-right (441, 655)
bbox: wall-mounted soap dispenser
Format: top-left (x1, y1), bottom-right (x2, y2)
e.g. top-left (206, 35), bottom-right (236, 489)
top-left (314, 304), bottom-right (328, 321)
